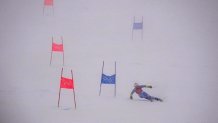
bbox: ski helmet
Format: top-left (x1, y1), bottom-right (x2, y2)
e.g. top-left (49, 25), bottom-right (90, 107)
top-left (134, 83), bottom-right (139, 87)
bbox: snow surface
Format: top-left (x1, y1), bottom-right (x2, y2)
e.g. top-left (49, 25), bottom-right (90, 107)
top-left (0, 0), bottom-right (218, 123)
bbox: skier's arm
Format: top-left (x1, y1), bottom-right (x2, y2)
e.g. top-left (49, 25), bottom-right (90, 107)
top-left (146, 85), bottom-right (152, 88)
top-left (140, 85), bottom-right (152, 88)
top-left (130, 89), bottom-right (135, 99)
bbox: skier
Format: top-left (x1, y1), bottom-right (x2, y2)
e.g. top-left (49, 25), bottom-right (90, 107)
top-left (130, 83), bottom-right (163, 102)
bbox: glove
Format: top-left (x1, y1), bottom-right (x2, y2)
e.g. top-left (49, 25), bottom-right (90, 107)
top-left (130, 96), bottom-right (133, 100)
top-left (147, 85), bottom-right (152, 88)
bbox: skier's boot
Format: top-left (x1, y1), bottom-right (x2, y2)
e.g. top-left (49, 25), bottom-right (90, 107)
top-left (156, 98), bottom-right (163, 102)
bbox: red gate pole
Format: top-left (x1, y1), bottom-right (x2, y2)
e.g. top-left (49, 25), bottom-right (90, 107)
top-left (50, 37), bottom-right (53, 66)
top-left (71, 70), bottom-right (77, 109)
top-left (61, 36), bottom-right (64, 66)
top-left (58, 68), bottom-right (63, 107)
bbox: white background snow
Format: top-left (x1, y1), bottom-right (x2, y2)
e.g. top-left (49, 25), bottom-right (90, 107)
top-left (0, 0), bottom-right (218, 123)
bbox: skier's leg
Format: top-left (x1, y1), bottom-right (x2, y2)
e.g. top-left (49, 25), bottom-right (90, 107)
top-left (145, 95), bottom-right (154, 102)
top-left (144, 94), bottom-right (163, 102)
top-left (150, 96), bottom-right (163, 102)
top-left (140, 92), bottom-right (153, 102)
top-left (155, 97), bottom-right (163, 102)
top-left (140, 92), bottom-right (163, 102)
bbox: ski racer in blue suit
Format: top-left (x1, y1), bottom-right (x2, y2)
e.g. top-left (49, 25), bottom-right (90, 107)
top-left (130, 83), bottom-right (163, 102)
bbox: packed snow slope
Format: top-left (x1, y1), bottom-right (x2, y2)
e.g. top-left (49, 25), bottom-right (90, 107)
top-left (0, 0), bottom-right (218, 123)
